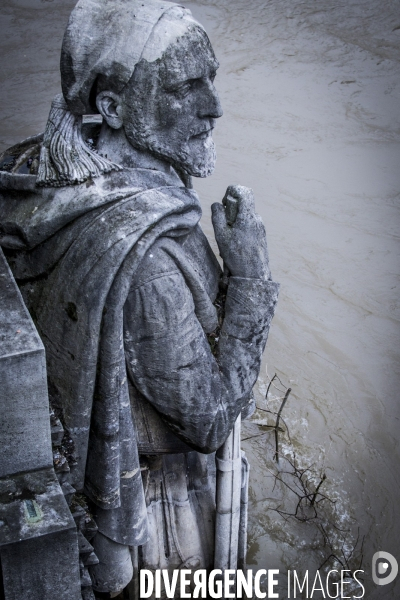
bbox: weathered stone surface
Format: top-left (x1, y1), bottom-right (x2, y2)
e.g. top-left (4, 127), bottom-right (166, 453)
top-left (51, 416), bottom-right (65, 447)
top-left (1, 529), bottom-right (81, 600)
top-left (0, 468), bottom-right (73, 546)
top-left (0, 248), bottom-right (52, 478)
top-left (0, 251), bottom-right (83, 599)
top-left (0, 468), bottom-right (81, 600)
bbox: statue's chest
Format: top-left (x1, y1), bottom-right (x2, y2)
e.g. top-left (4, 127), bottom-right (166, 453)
top-left (178, 224), bottom-right (222, 303)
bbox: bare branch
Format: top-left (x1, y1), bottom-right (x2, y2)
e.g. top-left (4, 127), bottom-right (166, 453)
top-left (274, 387), bottom-right (292, 462)
top-left (265, 373), bottom-right (277, 400)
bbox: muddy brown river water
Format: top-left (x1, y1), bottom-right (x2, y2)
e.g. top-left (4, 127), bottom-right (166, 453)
top-left (1, 1), bottom-right (399, 598)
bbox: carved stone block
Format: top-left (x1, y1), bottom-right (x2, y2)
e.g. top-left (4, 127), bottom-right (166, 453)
top-left (0, 249), bottom-right (52, 478)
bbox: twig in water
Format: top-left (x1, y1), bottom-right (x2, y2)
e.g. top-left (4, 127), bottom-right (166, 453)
top-left (274, 387), bottom-right (291, 462)
top-left (265, 373), bottom-right (277, 400)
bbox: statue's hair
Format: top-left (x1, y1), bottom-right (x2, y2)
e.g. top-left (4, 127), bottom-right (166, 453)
top-left (36, 95), bottom-right (121, 187)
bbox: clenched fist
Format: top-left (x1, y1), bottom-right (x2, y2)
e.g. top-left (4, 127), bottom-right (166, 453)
top-left (211, 185), bottom-right (271, 281)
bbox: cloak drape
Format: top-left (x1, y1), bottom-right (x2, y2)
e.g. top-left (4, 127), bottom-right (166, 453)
top-left (0, 165), bottom-right (202, 545)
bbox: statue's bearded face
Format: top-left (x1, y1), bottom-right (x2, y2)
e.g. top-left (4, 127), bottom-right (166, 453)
top-left (120, 25), bottom-right (223, 177)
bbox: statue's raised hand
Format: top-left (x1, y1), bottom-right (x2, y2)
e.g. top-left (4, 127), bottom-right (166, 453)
top-left (211, 185), bottom-right (271, 281)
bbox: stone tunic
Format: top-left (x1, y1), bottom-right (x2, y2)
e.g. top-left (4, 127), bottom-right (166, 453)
top-left (91, 212), bottom-right (279, 577)
top-left (125, 225), bottom-right (278, 453)
top-left (122, 224), bottom-right (279, 575)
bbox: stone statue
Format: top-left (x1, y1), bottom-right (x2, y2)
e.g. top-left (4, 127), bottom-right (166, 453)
top-left (0, 0), bottom-right (279, 597)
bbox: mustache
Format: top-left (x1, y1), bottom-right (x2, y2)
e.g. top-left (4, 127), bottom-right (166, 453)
top-left (189, 119), bottom-right (216, 138)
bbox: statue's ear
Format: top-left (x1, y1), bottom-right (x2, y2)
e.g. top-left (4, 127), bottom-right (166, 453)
top-left (96, 91), bottom-right (123, 129)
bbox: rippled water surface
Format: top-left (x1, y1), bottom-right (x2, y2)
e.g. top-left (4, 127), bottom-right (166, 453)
top-left (1, 1), bottom-right (399, 597)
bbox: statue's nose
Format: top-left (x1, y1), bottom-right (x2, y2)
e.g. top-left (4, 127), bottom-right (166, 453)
top-left (199, 80), bottom-right (223, 119)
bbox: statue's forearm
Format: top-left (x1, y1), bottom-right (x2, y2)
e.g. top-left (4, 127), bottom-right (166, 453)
top-left (195, 276), bottom-right (279, 451)
top-left (124, 271), bottom-right (279, 453)
top-left (218, 277), bottom-right (279, 400)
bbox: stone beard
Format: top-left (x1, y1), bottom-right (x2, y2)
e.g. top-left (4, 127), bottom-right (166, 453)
top-left (0, 0), bottom-right (279, 598)
top-left (144, 129), bottom-right (217, 178)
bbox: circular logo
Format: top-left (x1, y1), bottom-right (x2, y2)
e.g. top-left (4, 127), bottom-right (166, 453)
top-left (372, 552), bottom-right (398, 586)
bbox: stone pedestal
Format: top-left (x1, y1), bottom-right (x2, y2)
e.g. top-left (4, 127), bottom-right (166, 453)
top-left (0, 248), bottom-right (82, 600)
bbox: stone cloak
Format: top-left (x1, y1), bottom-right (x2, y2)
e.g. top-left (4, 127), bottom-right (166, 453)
top-left (0, 161), bottom-right (202, 546)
